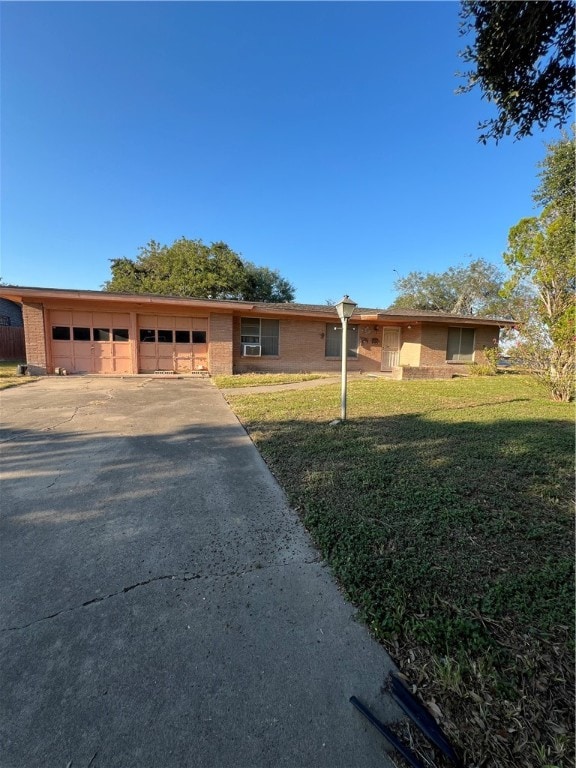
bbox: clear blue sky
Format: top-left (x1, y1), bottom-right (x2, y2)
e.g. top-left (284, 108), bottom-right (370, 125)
top-left (0, 1), bottom-right (566, 308)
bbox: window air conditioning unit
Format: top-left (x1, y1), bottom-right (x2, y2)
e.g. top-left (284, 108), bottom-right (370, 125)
top-left (243, 344), bottom-right (262, 357)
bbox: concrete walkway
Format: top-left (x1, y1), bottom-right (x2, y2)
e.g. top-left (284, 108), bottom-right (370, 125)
top-left (1, 377), bottom-right (398, 768)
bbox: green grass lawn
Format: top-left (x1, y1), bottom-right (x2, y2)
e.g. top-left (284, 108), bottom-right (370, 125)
top-left (213, 372), bottom-right (331, 388)
top-left (225, 375), bottom-right (575, 768)
top-left (0, 361), bottom-right (37, 390)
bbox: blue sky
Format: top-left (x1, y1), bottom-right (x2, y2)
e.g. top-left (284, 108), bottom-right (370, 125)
top-left (1, 1), bottom-right (566, 308)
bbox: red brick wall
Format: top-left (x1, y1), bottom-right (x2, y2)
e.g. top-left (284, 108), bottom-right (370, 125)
top-left (399, 325), bottom-right (422, 366)
top-left (232, 316), bottom-right (382, 374)
top-left (419, 323), bottom-right (501, 369)
top-left (398, 366), bottom-right (455, 380)
top-left (420, 324), bottom-right (449, 366)
top-left (22, 302), bottom-right (48, 374)
top-left (208, 313), bottom-right (234, 374)
top-left (474, 326), bottom-right (500, 364)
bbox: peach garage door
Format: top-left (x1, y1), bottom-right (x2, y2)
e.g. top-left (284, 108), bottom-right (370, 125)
top-left (137, 315), bottom-right (208, 373)
top-left (49, 310), bottom-right (132, 374)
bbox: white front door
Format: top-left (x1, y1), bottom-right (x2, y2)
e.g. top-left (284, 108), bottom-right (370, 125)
top-left (381, 328), bottom-right (400, 370)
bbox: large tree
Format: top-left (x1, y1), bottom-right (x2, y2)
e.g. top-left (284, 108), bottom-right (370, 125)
top-left (503, 132), bottom-right (575, 401)
top-left (103, 238), bottom-right (295, 303)
top-left (458, 1), bottom-right (575, 142)
top-left (390, 257), bottom-right (508, 317)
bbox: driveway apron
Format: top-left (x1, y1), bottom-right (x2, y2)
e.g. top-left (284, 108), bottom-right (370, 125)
top-left (0, 378), bottom-right (398, 768)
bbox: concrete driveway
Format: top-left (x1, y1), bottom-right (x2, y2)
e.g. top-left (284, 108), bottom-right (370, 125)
top-left (1, 377), bottom-right (398, 768)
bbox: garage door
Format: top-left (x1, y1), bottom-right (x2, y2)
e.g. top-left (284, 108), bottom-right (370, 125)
top-left (49, 311), bottom-right (132, 374)
top-left (137, 315), bottom-right (208, 373)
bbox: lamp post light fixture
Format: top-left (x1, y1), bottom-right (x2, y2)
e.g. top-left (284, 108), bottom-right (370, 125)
top-left (335, 295), bottom-right (357, 421)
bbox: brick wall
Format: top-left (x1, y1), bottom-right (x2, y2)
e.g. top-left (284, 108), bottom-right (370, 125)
top-left (232, 316), bottom-right (382, 374)
top-left (420, 324), bottom-right (449, 366)
top-left (474, 326), bottom-right (500, 364)
top-left (419, 323), bottom-right (502, 369)
top-left (398, 366), bottom-right (455, 380)
top-left (22, 302), bottom-right (48, 374)
top-left (399, 325), bottom-right (421, 366)
top-left (208, 313), bottom-right (234, 374)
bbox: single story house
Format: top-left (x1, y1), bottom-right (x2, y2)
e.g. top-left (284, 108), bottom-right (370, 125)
top-left (0, 285), bottom-right (514, 379)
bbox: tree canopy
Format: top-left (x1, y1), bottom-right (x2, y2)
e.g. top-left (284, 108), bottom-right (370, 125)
top-left (458, 1), bottom-right (575, 142)
top-left (103, 238), bottom-right (295, 303)
top-left (503, 133), bottom-right (575, 400)
top-left (390, 257), bottom-right (508, 317)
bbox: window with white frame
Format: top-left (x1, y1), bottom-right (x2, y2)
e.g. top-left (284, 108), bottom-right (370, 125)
top-left (240, 318), bottom-right (279, 355)
top-left (325, 323), bottom-right (358, 358)
top-left (447, 327), bottom-right (475, 362)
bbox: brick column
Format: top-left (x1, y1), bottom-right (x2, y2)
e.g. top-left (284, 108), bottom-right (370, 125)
top-left (22, 302), bottom-right (48, 374)
top-left (208, 313), bottom-right (233, 375)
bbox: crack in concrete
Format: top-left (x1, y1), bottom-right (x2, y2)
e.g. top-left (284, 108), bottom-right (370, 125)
top-left (0, 408), bottom-right (82, 443)
top-left (1, 391), bottom-right (116, 443)
top-left (1, 571), bottom-right (202, 632)
top-left (0, 558), bottom-right (321, 632)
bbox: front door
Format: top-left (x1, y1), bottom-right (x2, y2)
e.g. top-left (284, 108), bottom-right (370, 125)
top-left (381, 328), bottom-right (400, 370)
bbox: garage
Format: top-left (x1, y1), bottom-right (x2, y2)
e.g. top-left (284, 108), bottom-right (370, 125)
top-left (137, 314), bottom-right (208, 373)
top-left (49, 310), bottom-right (132, 374)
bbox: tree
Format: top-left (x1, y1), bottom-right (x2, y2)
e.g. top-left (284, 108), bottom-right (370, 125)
top-left (390, 257), bottom-right (508, 316)
top-left (103, 237), bottom-right (295, 303)
top-left (458, 1), bottom-right (575, 142)
top-left (242, 263), bottom-right (295, 303)
top-left (503, 133), bottom-right (575, 401)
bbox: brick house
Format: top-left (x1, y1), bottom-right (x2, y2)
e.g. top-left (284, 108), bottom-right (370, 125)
top-left (0, 286), bottom-right (513, 378)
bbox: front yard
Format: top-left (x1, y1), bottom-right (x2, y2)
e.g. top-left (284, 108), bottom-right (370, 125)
top-left (225, 375), bottom-right (574, 768)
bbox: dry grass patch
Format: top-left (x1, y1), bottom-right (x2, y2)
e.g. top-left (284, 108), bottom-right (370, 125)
top-left (0, 362), bottom-right (37, 390)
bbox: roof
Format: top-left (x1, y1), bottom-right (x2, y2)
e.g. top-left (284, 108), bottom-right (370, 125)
top-left (0, 285), bottom-right (515, 327)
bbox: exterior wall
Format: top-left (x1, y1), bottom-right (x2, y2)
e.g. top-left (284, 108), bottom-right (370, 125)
top-left (419, 324), bottom-right (449, 366)
top-left (232, 316), bottom-right (382, 374)
top-left (22, 302), bottom-right (48, 374)
top-left (14, 288), bottom-right (504, 379)
top-left (399, 325), bottom-right (421, 367)
top-left (208, 313), bottom-right (234, 375)
top-left (397, 366), bottom-right (455, 380)
top-left (473, 326), bottom-right (500, 365)
top-left (400, 324), bottom-right (501, 378)
top-left (0, 299), bottom-right (23, 327)
top-left (23, 297), bottom-right (234, 376)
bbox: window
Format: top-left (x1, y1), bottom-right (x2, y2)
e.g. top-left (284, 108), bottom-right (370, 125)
top-left (192, 330), bottom-right (207, 344)
top-left (158, 329), bottom-right (173, 343)
top-left (73, 327), bottom-right (91, 341)
top-left (175, 330), bottom-right (190, 344)
top-left (240, 318), bottom-right (279, 355)
top-left (52, 326), bottom-right (71, 341)
top-left (140, 329), bottom-right (156, 342)
top-left (0, 316), bottom-right (10, 327)
top-left (113, 329), bottom-right (130, 342)
top-left (93, 328), bottom-right (110, 342)
top-left (325, 324), bottom-right (358, 358)
top-left (447, 327), bottom-right (475, 362)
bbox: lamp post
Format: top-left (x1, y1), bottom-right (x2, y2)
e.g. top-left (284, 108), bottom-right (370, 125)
top-left (335, 295), bottom-right (357, 421)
